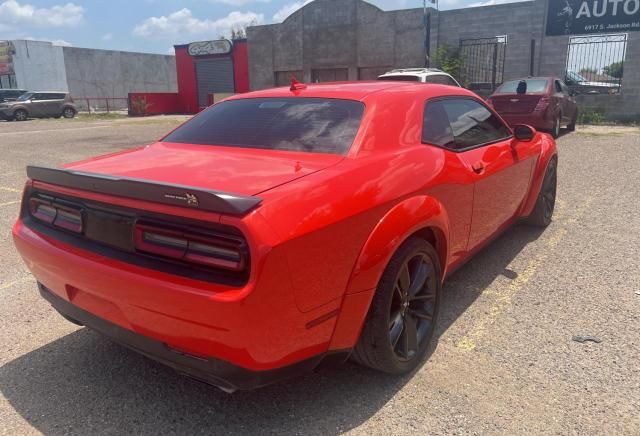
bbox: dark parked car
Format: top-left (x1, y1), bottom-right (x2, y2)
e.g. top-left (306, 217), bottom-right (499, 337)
top-left (0, 91), bottom-right (77, 121)
top-left (0, 89), bottom-right (28, 102)
top-left (487, 77), bottom-right (578, 138)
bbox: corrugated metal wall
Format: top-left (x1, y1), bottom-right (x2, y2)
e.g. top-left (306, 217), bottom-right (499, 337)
top-left (195, 58), bottom-right (234, 107)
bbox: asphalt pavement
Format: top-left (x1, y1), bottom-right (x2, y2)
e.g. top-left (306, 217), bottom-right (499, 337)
top-left (0, 117), bottom-right (638, 435)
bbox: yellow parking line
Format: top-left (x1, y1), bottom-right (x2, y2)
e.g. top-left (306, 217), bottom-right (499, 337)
top-left (455, 194), bottom-right (598, 352)
top-left (0, 276), bottom-right (34, 291)
top-left (0, 186), bottom-right (20, 193)
top-left (0, 200), bottom-right (19, 207)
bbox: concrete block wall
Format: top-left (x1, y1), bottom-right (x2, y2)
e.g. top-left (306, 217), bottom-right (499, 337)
top-left (248, 0), bottom-right (640, 118)
top-left (11, 40), bottom-right (69, 92)
top-left (62, 47), bottom-right (177, 98)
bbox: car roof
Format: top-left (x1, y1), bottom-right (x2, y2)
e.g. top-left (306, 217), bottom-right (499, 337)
top-left (379, 68), bottom-right (449, 77)
top-left (502, 77), bottom-right (554, 82)
top-left (226, 81), bottom-right (475, 102)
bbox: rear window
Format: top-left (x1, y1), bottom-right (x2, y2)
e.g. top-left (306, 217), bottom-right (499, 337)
top-left (377, 75), bottom-right (420, 82)
top-left (495, 79), bottom-right (549, 94)
top-left (163, 98), bottom-right (365, 155)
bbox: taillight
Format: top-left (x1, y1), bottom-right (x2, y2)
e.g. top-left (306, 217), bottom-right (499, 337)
top-left (29, 196), bottom-right (83, 233)
top-left (534, 97), bottom-right (550, 112)
top-left (134, 222), bottom-right (247, 271)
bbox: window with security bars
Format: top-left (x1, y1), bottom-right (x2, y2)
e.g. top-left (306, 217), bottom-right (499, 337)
top-left (565, 34), bottom-right (627, 95)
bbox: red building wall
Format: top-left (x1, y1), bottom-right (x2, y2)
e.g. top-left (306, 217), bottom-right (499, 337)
top-left (174, 45), bottom-right (199, 114)
top-left (232, 40), bottom-right (249, 93)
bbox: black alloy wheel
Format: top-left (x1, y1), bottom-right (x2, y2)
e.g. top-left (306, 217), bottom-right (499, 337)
top-left (541, 159), bottom-right (557, 223)
top-left (526, 158), bottom-right (557, 227)
top-left (353, 237), bottom-right (441, 374)
top-left (388, 252), bottom-right (438, 361)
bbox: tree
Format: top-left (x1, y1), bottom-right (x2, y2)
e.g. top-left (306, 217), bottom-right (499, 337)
top-left (433, 45), bottom-right (466, 85)
top-left (579, 67), bottom-right (597, 75)
top-left (230, 19), bottom-right (258, 40)
top-left (603, 61), bottom-right (623, 79)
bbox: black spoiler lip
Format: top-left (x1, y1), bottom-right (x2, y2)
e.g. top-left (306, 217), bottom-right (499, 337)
top-left (26, 165), bottom-right (262, 216)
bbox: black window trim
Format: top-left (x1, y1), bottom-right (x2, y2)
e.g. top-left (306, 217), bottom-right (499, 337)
top-left (421, 95), bottom-right (513, 153)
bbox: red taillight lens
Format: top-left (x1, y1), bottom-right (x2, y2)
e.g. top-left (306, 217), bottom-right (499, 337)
top-left (134, 223), bottom-right (246, 271)
top-left (534, 97), bottom-right (550, 112)
top-left (29, 197), bottom-right (83, 233)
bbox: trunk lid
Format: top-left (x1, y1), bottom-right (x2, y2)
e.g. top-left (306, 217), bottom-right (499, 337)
top-left (64, 142), bottom-right (343, 197)
top-left (489, 94), bottom-right (543, 114)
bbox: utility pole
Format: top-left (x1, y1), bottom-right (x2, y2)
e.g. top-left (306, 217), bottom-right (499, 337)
top-left (424, 0), bottom-right (437, 67)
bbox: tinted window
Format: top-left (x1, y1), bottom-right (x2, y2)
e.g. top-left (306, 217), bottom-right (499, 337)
top-left (32, 93), bottom-right (46, 100)
top-left (16, 92), bottom-right (33, 101)
top-left (426, 75), bottom-right (458, 86)
top-left (423, 99), bottom-right (511, 150)
top-left (163, 98), bottom-right (365, 155)
top-left (377, 75), bottom-right (420, 82)
top-left (496, 79), bottom-right (548, 94)
top-left (422, 100), bottom-right (455, 148)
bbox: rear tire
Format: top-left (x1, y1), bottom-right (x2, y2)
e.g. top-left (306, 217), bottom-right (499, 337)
top-left (567, 111), bottom-right (577, 132)
top-left (14, 109), bottom-right (27, 122)
top-left (525, 158), bottom-right (557, 227)
top-left (353, 237), bottom-right (441, 374)
top-left (62, 107), bottom-right (76, 119)
top-left (551, 114), bottom-right (561, 138)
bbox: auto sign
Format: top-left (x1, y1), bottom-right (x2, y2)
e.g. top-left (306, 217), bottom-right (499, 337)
top-left (546, 0), bottom-right (640, 36)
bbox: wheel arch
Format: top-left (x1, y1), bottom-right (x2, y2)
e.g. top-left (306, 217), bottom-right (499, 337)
top-left (13, 106), bottom-right (28, 117)
top-left (520, 133), bottom-right (558, 217)
top-left (327, 195), bottom-right (449, 351)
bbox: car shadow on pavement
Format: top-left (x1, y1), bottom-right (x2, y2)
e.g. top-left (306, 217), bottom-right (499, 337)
top-left (0, 224), bottom-right (545, 435)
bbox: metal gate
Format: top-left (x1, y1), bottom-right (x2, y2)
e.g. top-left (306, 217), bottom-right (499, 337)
top-left (195, 58), bottom-right (235, 107)
top-left (459, 36), bottom-right (507, 96)
top-left (565, 34), bottom-right (627, 95)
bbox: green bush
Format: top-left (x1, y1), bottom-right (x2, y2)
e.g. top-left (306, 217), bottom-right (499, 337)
top-left (577, 109), bottom-right (606, 125)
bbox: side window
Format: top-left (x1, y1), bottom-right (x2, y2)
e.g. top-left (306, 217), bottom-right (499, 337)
top-left (49, 93), bottom-right (66, 100)
top-left (428, 99), bottom-right (511, 150)
top-left (555, 80), bottom-right (563, 93)
top-left (32, 93), bottom-right (45, 100)
top-left (560, 81), bottom-right (570, 95)
top-left (422, 100), bottom-right (455, 148)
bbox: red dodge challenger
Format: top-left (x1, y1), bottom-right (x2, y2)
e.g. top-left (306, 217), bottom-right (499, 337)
top-left (13, 81), bottom-right (557, 392)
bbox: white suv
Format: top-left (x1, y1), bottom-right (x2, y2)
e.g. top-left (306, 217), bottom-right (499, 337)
top-left (377, 68), bottom-right (461, 87)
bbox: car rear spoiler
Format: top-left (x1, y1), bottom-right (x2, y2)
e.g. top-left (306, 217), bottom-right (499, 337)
top-left (26, 165), bottom-right (262, 216)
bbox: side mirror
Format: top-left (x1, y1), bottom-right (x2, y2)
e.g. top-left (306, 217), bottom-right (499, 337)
top-left (513, 124), bottom-right (536, 142)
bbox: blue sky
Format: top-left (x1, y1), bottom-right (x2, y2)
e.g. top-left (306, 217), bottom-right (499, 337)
top-left (0, 0), bottom-right (523, 54)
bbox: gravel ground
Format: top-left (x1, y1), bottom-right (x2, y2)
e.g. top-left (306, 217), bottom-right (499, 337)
top-left (0, 119), bottom-right (638, 435)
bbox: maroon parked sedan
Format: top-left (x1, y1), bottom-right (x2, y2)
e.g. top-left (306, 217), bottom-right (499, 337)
top-left (487, 77), bottom-right (578, 138)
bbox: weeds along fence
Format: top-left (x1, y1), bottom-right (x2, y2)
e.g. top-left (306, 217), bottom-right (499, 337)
top-left (74, 97), bottom-right (129, 113)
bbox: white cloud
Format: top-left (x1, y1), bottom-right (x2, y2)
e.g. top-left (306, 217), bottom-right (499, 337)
top-left (467, 0), bottom-right (528, 7)
top-left (24, 36), bottom-right (73, 46)
top-left (0, 0), bottom-right (84, 28)
top-left (101, 32), bottom-right (112, 41)
top-left (272, 0), bottom-right (311, 22)
top-left (211, 0), bottom-right (270, 5)
top-left (133, 8), bottom-right (263, 39)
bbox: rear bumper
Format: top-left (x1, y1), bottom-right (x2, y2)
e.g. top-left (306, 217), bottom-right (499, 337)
top-left (13, 218), bottom-right (344, 373)
top-left (500, 113), bottom-right (554, 130)
top-left (38, 283), bottom-right (348, 391)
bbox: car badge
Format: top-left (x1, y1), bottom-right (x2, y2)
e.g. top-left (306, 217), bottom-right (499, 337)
top-left (163, 192), bottom-right (199, 207)
top-left (510, 98), bottom-right (519, 103)
top-left (185, 193), bottom-right (199, 206)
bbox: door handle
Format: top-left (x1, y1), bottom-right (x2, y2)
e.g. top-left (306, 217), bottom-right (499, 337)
top-left (472, 162), bottom-right (485, 174)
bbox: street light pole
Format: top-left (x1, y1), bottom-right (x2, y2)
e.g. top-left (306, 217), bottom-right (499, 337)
top-left (424, 0), bottom-right (438, 67)
top-left (424, 0), bottom-right (430, 67)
